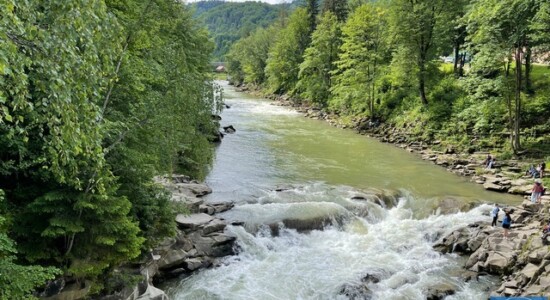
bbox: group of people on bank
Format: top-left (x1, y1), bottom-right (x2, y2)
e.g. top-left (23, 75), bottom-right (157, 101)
top-left (491, 178), bottom-right (546, 241)
top-left (526, 162), bottom-right (546, 179)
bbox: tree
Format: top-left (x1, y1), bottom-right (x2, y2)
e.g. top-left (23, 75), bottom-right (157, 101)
top-left (447, 0), bottom-right (470, 77)
top-left (265, 8), bottom-right (311, 95)
top-left (0, 0), bottom-right (221, 291)
top-left (389, 0), bottom-right (448, 105)
top-left (322, 0), bottom-right (348, 21)
top-left (331, 4), bottom-right (389, 115)
top-left (226, 25), bottom-right (279, 86)
top-left (0, 190), bottom-right (61, 299)
top-left (465, 0), bottom-right (540, 152)
top-left (305, 0), bottom-right (319, 34)
top-left (297, 12), bottom-right (341, 107)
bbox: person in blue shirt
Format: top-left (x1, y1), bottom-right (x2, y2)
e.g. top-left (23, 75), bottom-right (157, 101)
top-left (491, 203), bottom-right (500, 227)
top-left (502, 210), bottom-right (512, 240)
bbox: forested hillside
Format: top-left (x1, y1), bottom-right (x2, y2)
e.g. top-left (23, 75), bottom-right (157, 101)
top-left (191, 1), bottom-right (281, 59)
top-left (0, 0), bottom-right (220, 298)
top-left (227, 0), bottom-right (550, 158)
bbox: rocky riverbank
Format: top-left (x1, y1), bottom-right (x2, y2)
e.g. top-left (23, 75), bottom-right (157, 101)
top-left (434, 200), bottom-right (550, 296)
top-left (55, 175), bottom-right (236, 300)
top-left (260, 92), bottom-right (550, 297)
top-left (123, 175), bottom-right (236, 300)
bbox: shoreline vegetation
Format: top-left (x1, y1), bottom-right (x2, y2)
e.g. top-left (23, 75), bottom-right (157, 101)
top-left (0, 1), bottom-right (223, 299)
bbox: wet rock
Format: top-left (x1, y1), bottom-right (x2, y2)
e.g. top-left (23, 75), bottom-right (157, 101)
top-left (426, 282), bottom-right (455, 300)
top-left (338, 274), bottom-right (380, 300)
top-left (40, 278), bottom-right (66, 298)
top-left (185, 258), bottom-right (209, 271)
top-left (223, 125), bottom-right (236, 133)
top-left (275, 215), bottom-right (345, 233)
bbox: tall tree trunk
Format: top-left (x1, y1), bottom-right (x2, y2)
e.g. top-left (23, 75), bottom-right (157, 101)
top-left (453, 42), bottom-right (460, 75)
top-left (525, 45), bottom-right (532, 94)
top-left (418, 54), bottom-right (428, 105)
top-left (512, 47), bottom-right (522, 152)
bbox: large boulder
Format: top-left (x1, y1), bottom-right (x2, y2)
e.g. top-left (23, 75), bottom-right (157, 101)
top-left (176, 213), bottom-right (214, 231)
top-left (483, 182), bottom-right (509, 192)
top-left (485, 251), bottom-right (515, 274)
top-left (157, 249), bottom-right (189, 270)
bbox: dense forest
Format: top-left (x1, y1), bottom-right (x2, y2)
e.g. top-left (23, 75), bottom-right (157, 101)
top-left (191, 1), bottom-right (282, 59)
top-left (0, 0), bottom-right (221, 298)
top-left (227, 0), bottom-right (550, 157)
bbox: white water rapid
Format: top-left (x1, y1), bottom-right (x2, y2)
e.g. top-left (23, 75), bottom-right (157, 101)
top-left (167, 185), bottom-right (498, 299)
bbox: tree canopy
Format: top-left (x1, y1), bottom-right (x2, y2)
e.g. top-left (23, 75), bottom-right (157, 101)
top-left (1, 0), bottom-right (220, 296)
top-left (226, 0), bottom-right (550, 155)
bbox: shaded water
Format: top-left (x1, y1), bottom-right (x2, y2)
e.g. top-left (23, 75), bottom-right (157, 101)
top-left (164, 81), bottom-right (520, 299)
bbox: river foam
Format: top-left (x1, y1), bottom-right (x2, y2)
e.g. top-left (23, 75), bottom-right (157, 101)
top-left (166, 187), bottom-right (498, 300)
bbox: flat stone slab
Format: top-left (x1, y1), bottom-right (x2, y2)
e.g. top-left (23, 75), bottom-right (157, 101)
top-left (176, 213), bottom-right (214, 230)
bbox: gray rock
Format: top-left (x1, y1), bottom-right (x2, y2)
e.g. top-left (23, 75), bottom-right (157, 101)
top-left (426, 282), bottom-right (455, 300)
top-left (158, 249), bottom-right (188, 270)
top-left (483, 182), bottom-right (509, 192)
top-left (484, 251), bottom-right (515, 274)
top-left (136, 283), bottom-right (168, 300)
top-left (199, 204), bottom-right (216, 215)
top-left (174, 183), bottom-right (212, 197)
top-left (176, 213), bottom-right (214, 230)
top-left (203, 219), bottom-right (227, 235)
top-left (185, 258), bottom-right (207, 271)
top-left (519, 263), bottom-right (540, 282)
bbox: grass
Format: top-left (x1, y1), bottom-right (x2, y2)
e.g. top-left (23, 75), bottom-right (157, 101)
top-left (531, 64), bottom-right (550, 89)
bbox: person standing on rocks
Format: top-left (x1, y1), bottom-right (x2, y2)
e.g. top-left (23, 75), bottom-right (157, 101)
top-left (531, 179), bottom-right (545, 204)
top-left (483, 154), bottom-right (494, 169)
top-left (502, 210), bottom-right (512, 240)
top-left (491, 203), bottom-right (500, 226)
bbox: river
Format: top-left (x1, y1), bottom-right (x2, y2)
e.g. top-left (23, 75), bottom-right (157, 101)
top-left (164, 81), bottom-right (521, 299)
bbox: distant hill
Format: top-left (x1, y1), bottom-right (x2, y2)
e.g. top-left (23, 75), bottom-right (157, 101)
top-left (190, 1), bottom-right (283, 60)
top-left (189, 0), bottom-right (309, 60)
